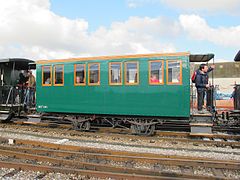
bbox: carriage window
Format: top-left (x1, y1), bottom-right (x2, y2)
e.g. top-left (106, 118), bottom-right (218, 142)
top-left (167, 60), bottom-right (182, 84)
top-left (88, 63), bottom-right (100, 85)
top-left (149, 61), bottom-right (164, 85)
top-left (54, 65), bottom-right (64, 86)
top-left (42, 66), bottom-right (52, 86)
top-left (74, 64), bottom-right (86, 85)
top-left (109, 63), bottom-right (122, 85)
top-left (125, 62), bottom-right (139, 85)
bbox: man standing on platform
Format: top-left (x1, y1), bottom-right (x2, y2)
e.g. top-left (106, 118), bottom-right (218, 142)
top-left (24, 70), bottom-right (36, 107)
top-left (195, 64), bottom-right (215, 113)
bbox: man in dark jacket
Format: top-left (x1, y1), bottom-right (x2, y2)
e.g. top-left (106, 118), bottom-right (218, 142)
top-left (195, 64), bottom-right (215, 113)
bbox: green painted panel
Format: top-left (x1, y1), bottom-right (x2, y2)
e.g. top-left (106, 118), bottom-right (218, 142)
top-left (36, 55), bottom-right (190, 117)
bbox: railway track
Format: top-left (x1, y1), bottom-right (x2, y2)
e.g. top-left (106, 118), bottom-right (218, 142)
top-left (0, 168), bottom-right (84, 179)
top-left (13, 117), bottom-right (240, 133)
top-left (1, 128), bottom-right (240, 158)
top-left (4, 120), bottom-right (240, 149)
top-left (0, 137), bottom-right (239, 179)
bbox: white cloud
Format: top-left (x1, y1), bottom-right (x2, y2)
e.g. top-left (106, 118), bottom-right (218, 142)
top-left (179, 14), bottom-right (240, 47)
top-left (127, 0), bottom-right (159, 8)
top-left (1, 0), bottom-right (238, 62)
top-left (127, 0), bottom-right (240, 14)
top-left (0, 0), bottom-right (179, 60)
top-left (127, 2), bottom-right (138, 8)
top-left (161, 0), bottom-right (240, 14)
top-left (83, 16), bottom-right (179, 55)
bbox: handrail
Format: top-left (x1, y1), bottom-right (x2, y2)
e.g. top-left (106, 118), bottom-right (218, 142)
top-left (5, 86), bottom-right (13, 105)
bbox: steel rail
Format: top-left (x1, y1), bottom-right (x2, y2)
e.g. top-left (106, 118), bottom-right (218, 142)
top-left (0, 144), bottom-right (239, 170)
top-left (12, 121), bottom-right (240, 141)
top-left (0, 131), bottom-right (240, 158)
top-left (0, 148), bottom-right (177, 177)
top-left (2, 123), bottom-right (240, 151)
top-left (0, 161), bottom-right (183, 180)
top-left (0, 149), bottom-right (223, 180)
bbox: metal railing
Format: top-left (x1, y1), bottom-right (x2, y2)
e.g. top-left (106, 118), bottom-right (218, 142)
top-left (0, 85), bottom-right (34, 107)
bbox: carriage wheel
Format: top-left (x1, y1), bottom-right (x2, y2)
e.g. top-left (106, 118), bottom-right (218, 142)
top-left (72, 121), bottom-right (91, 131)
top-left (131, 123), bottom-right (155, 136)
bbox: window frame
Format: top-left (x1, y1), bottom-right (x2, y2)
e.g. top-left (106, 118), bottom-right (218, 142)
top-left (74, 64), bottom-right (86, 86)
top-left (148, 60), bottom-right (164, 85)
top-left (53, 64), bottom-right (64, 86)
top-left (109, 62), bottom-right (122, 86)
top-left (88, 63), bottom-right (100, 86)
top-left (42, 65), bottom-right (52, 87)
top-left (124, 61), bottom-right (139, 86)
top-left (166, 60), bottom-right (182, 85)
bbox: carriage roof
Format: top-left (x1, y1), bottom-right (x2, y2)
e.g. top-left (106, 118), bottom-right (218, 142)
top-left (36, 52), bottom-right (215, 64)
top-left (0, 58), bottom-right (34, 70)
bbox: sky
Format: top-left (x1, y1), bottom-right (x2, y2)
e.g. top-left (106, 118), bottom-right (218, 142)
top-left (0, 0), bottom-right (239, 61)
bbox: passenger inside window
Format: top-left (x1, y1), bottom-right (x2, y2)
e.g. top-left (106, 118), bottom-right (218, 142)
top-left (75, 64), bottom-right (85, 85)
top-left (150, 74), bottom-right (159, 83)
top-left (110, 63), bottom-right (121, 84)
top-left (42, 66), bottom-right (51, 85)
top-left (126, 62), bottom-right (138, 84)
top-left (89, 63), bottom-right (100, 84)
top-left (76, 76), bottom-right (83, 83)
top-left (168, 61), bottom-right (181, 84)
top-left (54, 65), bottom-right (64, 85)
top-left (45, 78), bottom-right (51, 84)
top-left (150, 61), bottom-right (163, 84)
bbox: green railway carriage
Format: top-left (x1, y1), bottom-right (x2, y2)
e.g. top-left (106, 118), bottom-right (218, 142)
top-left (36, 52), bottom-right (191, 118)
